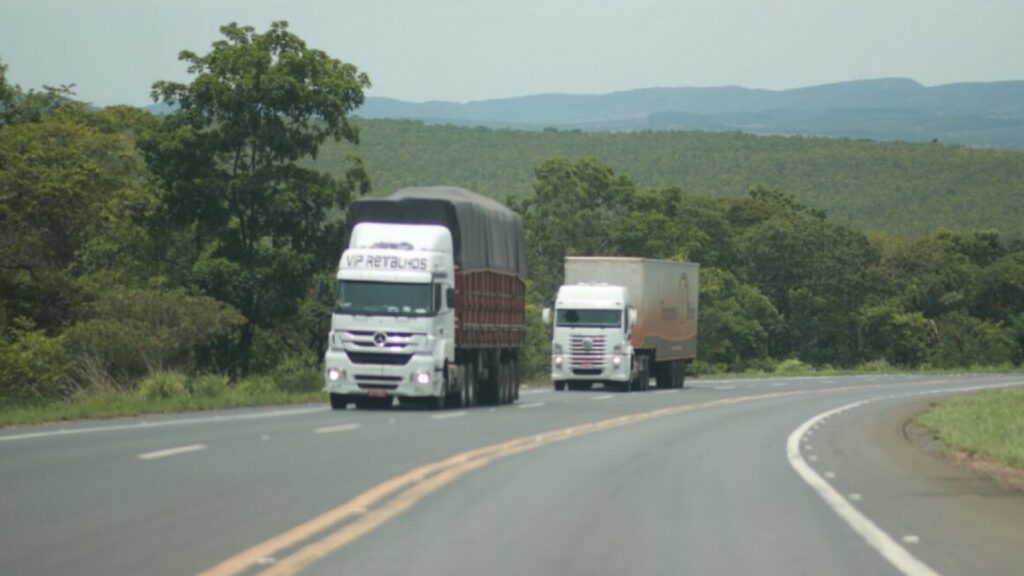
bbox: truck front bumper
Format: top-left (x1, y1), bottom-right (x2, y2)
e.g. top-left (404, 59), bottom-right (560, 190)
top-left (324, 349), bottom-right (444, 398)
top-left (551, 355), bottom-right (630, 382)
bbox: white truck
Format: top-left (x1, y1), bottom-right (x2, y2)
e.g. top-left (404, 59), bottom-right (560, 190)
top-left (324, 187), bottom-right (527, 410)
top-left (544, 257), bottom-right (699, 391)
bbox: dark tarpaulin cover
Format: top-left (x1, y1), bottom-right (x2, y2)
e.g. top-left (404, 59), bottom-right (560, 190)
top-left (344, 186), bottom-right (527, 277)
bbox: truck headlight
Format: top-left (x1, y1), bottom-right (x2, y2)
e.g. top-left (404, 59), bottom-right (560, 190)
top-left (554, 355), bottom-right (564, 367)
top-left (415, 370), bottom-right (431, 385)
top-left (612, 355), bottom-right (622, 367)
top-left (328, 368), bottom-right (342, 382)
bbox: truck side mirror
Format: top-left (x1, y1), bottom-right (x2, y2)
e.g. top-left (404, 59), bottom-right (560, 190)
top-left (446, 287), bottom-right (456, 309)
top-left (628, 307), bottom-right (637, 330)
top-left (542, 307), bottom-right (552, 326)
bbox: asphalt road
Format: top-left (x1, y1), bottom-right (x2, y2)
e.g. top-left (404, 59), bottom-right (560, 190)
top-left (2, 374), bottom-right (1022, 576)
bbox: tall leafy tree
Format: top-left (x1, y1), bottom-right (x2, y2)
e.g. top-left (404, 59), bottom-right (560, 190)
top-left (141, 22), bottom-right (371, 371)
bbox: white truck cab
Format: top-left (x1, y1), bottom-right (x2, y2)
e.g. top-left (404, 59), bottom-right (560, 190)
top-left (324, 222), bottom-right (456, 408)
top-left (544, 283), bottom-right (637, 391)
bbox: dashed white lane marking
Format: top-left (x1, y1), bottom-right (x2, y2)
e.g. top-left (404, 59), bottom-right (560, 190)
top-left (314, 424), bottom-right (362, 434)
top-left (771, 382), bottom-right (790, 387)
top-left (849, 493), bottom-right (863, 501)
top-left (138, 444), bottom-right (208, 461)
top-left (255, 557), bottom-right (276, 566)
top-left (784, 383), bottom-right (1022, 576)
top-left (0, 406), bottom-right (327, 443)
top-left (518, 402), bottom-right (545, 409)
top-left (786, 380), bottom-right (1023, 576)
top-left (261, 435), bottom-right (271, 441)
top-left (903, 535), bottom-right (921, 544)
top-left (431, 411), bottom-right (468, 420)
top-left (591, 394), bottom-right (615, 401)
top-left (652, 389), bottom-right (679, 395)
top-left (824, 471), bottom-right (837, 479)
top-left (714, 385), bottom-right (737, 390)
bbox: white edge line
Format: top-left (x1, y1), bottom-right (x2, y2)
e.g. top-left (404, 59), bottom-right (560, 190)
top-left (0, 406), bottom-right (327, 443)
top-left (786, 380), bottom-right (1023, 576)
top-left (430, 411), bottom-right (468, 420)
top-left (314, 423), bottom-right (362, 434)
top-left (138, 444), bottom-right (208, 461)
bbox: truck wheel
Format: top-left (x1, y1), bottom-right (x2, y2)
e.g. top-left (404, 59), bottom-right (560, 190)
top-left (329, 393), bottom-right (349, 410)
top-left (554, 380), bottom-right (565, 391)
top-left (677, 360), bottom-right (686, 389)
top-left (480, 353), bottom-right (501, 405)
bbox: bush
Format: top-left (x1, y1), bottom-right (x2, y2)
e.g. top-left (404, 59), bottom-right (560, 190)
top-left (774, 358), bottom-right (813, 375)
top-left (0, 320), bottom-right (73, 403)
top-left (270, 354), bottom-right (322, 393)
top-left (235, 375), bottom-right (279, 397)
top-left (63, 286), bottom-right (244, 388)
top-left (137, 371), bottom-right (189, 400)
top-left (187, 374), bottom-right (229, 399)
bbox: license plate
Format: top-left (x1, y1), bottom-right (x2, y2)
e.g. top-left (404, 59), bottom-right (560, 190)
top-left (367, 390), bottom-right (388, 398)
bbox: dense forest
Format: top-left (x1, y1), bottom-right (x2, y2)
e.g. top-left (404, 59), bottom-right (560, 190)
top-left (314, 119), bottom-right (1024, 238)
top-left (2, 23), bottom-right (1023, 410)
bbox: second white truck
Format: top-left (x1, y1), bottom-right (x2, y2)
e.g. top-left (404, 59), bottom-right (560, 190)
top-left (544, 257), bottom-right (699, 391)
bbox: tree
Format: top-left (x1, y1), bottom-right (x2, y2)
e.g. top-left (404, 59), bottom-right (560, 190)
top-left (511, 157), bottom-right (635, 303)
top-left (141, 21), bottom-right (371, 371)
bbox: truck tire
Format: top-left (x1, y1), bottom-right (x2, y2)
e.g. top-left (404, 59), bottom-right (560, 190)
top-left (655, 362), bottom-right (672, 389)
top-left (329, 393), bottom-right (349, 410)
top-left (479, 352), bottom-right (501, 405)
top-left (676, 360), bottom-right (686, 389)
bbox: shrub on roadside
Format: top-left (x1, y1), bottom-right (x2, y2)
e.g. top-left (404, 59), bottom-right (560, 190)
top-left (270, 354), bottom-right (322, 393)
top-left (774, 358), bottom-right (813, 375)
top-left (137, 371), bottom-right (189, 400)
top-left (235, 375), bottom-right (279, 397)
top-left (187, 374), bottom-right (229, 399)
top-left (0, 320), bottom-right (73, 403)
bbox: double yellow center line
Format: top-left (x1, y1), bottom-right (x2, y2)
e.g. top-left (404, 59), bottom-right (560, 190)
top-left (201, 386), bottom-right (852, 576)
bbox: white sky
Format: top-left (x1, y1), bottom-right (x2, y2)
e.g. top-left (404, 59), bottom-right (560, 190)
top-left (0, 0), bottom-right (1021, 106)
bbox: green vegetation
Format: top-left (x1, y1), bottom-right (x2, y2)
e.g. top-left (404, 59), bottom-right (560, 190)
top-left (916, 389), bottom-right (1024, 469)
top-left (314, 119), bottom-right (1024, 238)
top-left (0, 371), bottom-right (323, 428)
top-left (511, 157), bottom-right (1024, 380)
top-left (2, 25), bottom-right (1024, 424)
top-left (1, 24), bottom-right (360, 422)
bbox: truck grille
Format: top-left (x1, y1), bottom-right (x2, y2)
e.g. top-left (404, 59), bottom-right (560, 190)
top-left (570, 335), bottom-right (606, 368)
top-left (335, 330), bottom-right (417, 350)
top-left (346, 352), bottom-right (413, 366)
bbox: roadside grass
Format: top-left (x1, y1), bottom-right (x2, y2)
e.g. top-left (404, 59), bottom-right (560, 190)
top-left (0, 372), bottom-right (324, 428)
top-left (916, 388), bottom-right (1024, 470)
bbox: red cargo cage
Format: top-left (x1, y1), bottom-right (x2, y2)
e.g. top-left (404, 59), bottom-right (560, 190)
top-left (455, 269), bottom-right (526, 348)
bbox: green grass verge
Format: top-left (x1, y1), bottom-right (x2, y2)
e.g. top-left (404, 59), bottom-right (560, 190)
top-left (916, 389), bottom-right (1024, 470)
top-left (0, 390), bottom-right (325, 428)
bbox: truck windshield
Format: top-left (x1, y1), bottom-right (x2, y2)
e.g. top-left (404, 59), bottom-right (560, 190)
top-left (556, 309), bottom-right (621, 328)
top-left (335, 281), bottom-right (434, 317)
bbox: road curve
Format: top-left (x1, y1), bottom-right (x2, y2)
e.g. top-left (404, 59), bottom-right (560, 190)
top-left (1, 374), bottom-right (1022, 575)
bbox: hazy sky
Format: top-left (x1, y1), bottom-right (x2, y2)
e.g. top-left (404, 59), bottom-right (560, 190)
top-left (1, 0), bottom-right (1021, 106)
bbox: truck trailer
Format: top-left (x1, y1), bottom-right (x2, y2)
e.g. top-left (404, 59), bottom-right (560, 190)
top-left (324, 186), bottom-right (527, 409)
top-left (544, 257), bottom-right (699, 391)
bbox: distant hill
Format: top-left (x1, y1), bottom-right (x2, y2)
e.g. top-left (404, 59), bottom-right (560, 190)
top-left (356, 78), bottom-right (1024, 150)
top-left (312, 119), bottom-right (1024, 238)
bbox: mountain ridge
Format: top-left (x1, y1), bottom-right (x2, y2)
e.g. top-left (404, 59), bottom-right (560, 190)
top-left (353, 78), bottom-right (1024, 149)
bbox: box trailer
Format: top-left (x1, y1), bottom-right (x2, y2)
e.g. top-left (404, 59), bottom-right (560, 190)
top-left (545, 257), bottom-right (698, 391)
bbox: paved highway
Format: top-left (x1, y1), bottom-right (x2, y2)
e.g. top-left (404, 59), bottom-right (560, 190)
top-left (2, 374), bottom-right (1022, 575)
